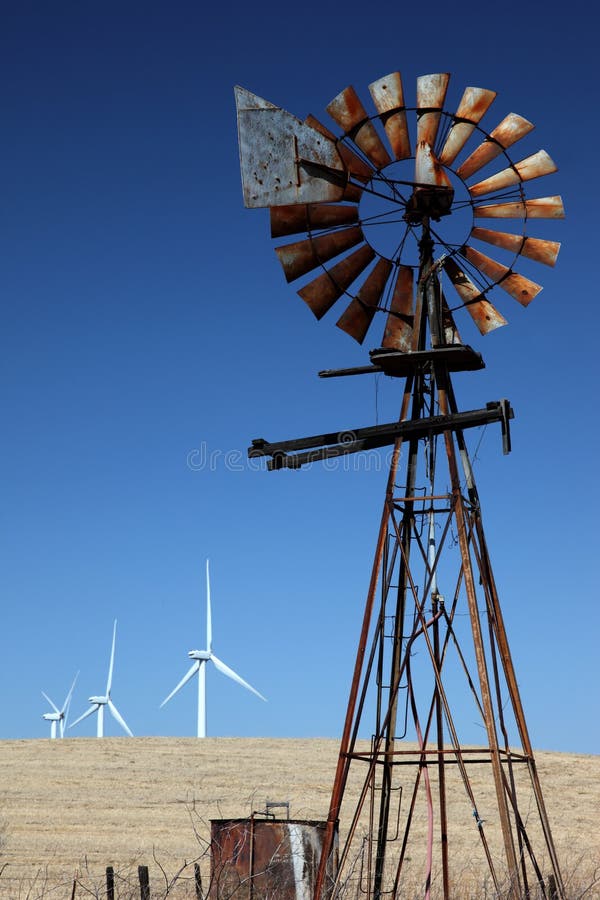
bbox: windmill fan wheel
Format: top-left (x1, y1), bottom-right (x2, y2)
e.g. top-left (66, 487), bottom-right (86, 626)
top-left (235, 73), bottom-right (564, 348)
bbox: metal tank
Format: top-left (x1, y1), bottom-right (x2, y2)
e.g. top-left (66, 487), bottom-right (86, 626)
top-left (209, 817), bottom-right (338, 899)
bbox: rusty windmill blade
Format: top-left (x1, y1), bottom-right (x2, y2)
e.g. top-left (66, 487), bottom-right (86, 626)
top-left (474, 196), bottom-right (565, 219)
top-left (413, 74), bottom-right (453, 207)
top-left (275, 227), bottom-right (364, 283)
top-left (369, 72), bottom-right (411, 161)
top-left (416, 73), bottom-right (450, 149)
top-left (456, 113), bottom-right (535, 181)
top-left (415, 142), bottom-right (454, 192)
top-left (298, 244), bottom-right (376, 319)
top-left (336, 258), bottom-right (394, 343)
top-left (270, 204), bottom-right (359, 239)
top-left (441, 291), bottom-right (462, 345)
top-left (235, 86), bottom-right (346, 208)
top-left (470, 227), bottom-right (560, 267)
top-left (443, 257), bottom-right (508, 334)
top-left (469, 150), bottom-right (558, 198)
top-left (305, 114), bottom-right (373, 197)
top-left (439, 87), bottom-right (497, 166)
top-left (326, 86), bottom-right (392, 170)
top-left (382, 266), bottom-right (414, 350)
top-left (462, 246), bottom-right (542, 306)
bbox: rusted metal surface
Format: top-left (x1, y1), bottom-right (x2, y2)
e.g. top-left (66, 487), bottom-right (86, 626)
top-left (471, 227), bottom-right (560, 266)
top-left (298, 243), bottom-right (375, 319)
top-left (382, 265), bottom-right (414, 350)
top-left (443, 257), bottom-right (507, 334)
top-left (440, 87), bottom-right (497, 166)
top-left (415, 141), bottom-right (454, 194)
top-left (235, 86), bottom-right (346, 208)
top-left (457, 112), bottom-right (535, 180)
top-left (236, 72), bottom-right (567, 900)
top-left (416, 72), bottom-right (450, 148)
top-left (275, 226), bottom-right (363, 282)
top-left (441, 290), bottom-right (462, 344)
top-left (270, 203), bottom-right (358, 238)
top-left (474, 196), bottom-right (565, 218)
top-left (209, 818), bottom-right (337, 900)
top-left (463, 245), bottom-right (542, 306)
top-left (469, 150), bottom-right (557, 197)
top-left (336, 258), bottom-right (393, 343)
top-left (305, 113), bottom-right (373, 185)
top-left (326, 85), bottom-right (391, 169)
top-left (369, 72), bottom-right (411, 160)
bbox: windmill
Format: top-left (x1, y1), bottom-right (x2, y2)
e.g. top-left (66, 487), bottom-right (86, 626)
top-left (69, 620), bottom-right (133, 737)
top-left (160, 559), bottom-right (266, 738)
top-left (236, 73), bottom-right (565, 899)
top-left (41, 671), bottom-right (78, 739)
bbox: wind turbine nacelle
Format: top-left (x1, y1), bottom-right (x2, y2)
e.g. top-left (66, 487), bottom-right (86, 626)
top-left (188, 650), bottom-right (210, 660)
top-left (43, 712), bottom-right (60, 721)
top-left (89, 695), bottom-right (108, 704)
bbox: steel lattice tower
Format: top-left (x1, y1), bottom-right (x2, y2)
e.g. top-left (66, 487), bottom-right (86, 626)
top-left (235, 71), bottom-right (565, 899)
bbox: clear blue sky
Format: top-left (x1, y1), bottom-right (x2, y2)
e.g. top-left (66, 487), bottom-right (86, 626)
top-left (1, 2), bottom-right (598, 753)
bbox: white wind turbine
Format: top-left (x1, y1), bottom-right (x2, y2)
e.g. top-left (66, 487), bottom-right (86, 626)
top-left (69, 620), bottom-right (133, 737)
top-left (41, 672), bottom-right (79, 739)
top-left (160, 560), bottom-right (266, 738)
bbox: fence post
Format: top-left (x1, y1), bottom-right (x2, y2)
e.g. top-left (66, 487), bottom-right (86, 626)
top-left (138, 864), bottom-right (150, 900)
top-left (194, 861), bottom-right (203, 899)
top-left (106, 866), bottom-right (115, 900)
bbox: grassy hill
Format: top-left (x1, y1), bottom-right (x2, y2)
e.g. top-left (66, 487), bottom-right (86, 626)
top-left (0, 738), bottom-right (598, 898)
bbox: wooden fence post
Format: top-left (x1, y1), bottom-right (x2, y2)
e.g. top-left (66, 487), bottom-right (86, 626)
top-left (106, 866), bottom-right (115, 900)
top-left (194, 861), bottom-right (203, 899)
top-left (138, 864), bottom-right (150, 900)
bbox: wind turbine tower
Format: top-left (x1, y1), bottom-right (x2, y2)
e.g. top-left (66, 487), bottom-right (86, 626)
top-left (161, 560), bottom-right (266, 737)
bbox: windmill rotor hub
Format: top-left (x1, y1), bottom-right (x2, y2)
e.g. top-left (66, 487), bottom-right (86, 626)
top-left (404, 183), bottom-right (454, 223)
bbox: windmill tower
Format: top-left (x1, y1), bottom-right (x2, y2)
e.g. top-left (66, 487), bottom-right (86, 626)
top-left (235, 73), bottom-right (565, 899)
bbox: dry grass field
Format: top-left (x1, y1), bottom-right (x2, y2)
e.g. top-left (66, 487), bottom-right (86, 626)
top-left (0, 738), bottom-right (598, 898)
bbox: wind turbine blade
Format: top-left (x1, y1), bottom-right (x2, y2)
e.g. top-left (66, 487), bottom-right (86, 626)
top-left (62, 671), bottom-right (80, 735)
top-left (107, 700), bottom-right (133, 737)
top-left (62, 671), bottom-right (80, 715)
top-left (206, 559), bottom-right (212, 652)
top-left (106, 620), bottom-right (117, 695)
top-left (42, 691), bottom-right (60, 714)
top-left (160, 661), bottom-right (200, 707)
top-left (211, 655), bottom-right (267, 702)
top-left (69, 704), bottom-right (99, 729)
